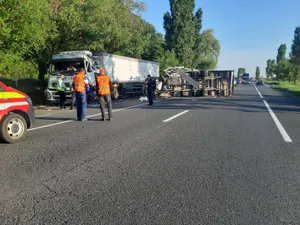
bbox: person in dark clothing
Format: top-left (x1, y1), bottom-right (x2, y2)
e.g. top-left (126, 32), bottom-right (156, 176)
top-left (70, 83), bottom-right (75, 110)
top-left (146, 74), bottom-right (154, 105)
top-left (69, 68), bottom-right (77, 110)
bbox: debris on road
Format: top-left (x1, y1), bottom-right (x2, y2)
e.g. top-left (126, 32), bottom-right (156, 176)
top-left (161, 67), bottom-right (235, 98)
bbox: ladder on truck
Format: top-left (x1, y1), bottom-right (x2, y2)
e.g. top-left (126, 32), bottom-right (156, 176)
top-left (176, 68), bottom-right (199, 89)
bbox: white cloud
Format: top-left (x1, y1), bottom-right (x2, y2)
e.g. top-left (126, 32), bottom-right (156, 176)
top-left (217, 49), bottom-right (278, 77)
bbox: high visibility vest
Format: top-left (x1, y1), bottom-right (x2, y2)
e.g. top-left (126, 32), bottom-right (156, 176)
top-left (56, 78), bottom-right (66, 91)
top-left (73, 73), bottom-right (86, 92)
top-left (97, 75), bottom-right (111, 95)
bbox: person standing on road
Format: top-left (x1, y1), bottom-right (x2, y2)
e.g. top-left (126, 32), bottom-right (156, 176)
top-left (69, 66), bottom-right (77, 110)
top-left (56, 75), bottom-right (67, 110)
top-left (69, 78), bottom-right (76, 110)
top-left (96, 69), bottom-right (113, 121)
top-left (73, 68), bottom-right (90, 121)
top-left (146, 74), bottom-right (155, 105)
top-left (69, 67), bottom-right (77, 110)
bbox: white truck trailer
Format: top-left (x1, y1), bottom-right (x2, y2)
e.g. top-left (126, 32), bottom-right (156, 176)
top-left (45, 51), bottom-right (160, 104)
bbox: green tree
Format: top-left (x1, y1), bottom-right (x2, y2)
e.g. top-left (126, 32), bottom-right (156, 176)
top-left (163, 0), bottom-right (197, 67)
top-left (237, 68), bottom-right (246, 78)
top-left (266, 60), bottom-right (272, 79)
top-left (275, 44), bottom-right (289, 81)
top-left (290, 26), bottom-right (300, 65)
top-left (255, 66), bottom-right (260, 80)
top-left (290, 26), bottom-right (300, 82)
top-left (270, 59), bottom-right (276, 79)
top-left (195, 29), bottom-right (220, 69)
top-left (276, 60), bottom-right (292, 82)
top-left (156, 50), bottom-right (179, 75)
top-left (33, 0), bottom-right (154, 88)
top-left (163, 12), bottom-right (174, 51)
top-left (276, 44), bottom-right (287, 64)
top-left (0, 0), bottom-right (52, 79)
top-left (164, 1), bottom-right (219, 69)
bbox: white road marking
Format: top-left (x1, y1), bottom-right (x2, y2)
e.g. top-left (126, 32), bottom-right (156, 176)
top-left (254, 85), bottom-right (264, 98)
top-left (263, 100), bottom-right (292, 143)
top-left (28, 120), bottom-right (74, 131)
top-left (29, 101), bottom-right (159, 131)
top-left (163, 110), bottom-right (189, 122)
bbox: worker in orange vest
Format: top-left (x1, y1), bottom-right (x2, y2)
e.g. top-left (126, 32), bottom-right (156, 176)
top-left (72, 68), bottom-right (90, 121)
top-left (96, 69), bottom-right (113, 121)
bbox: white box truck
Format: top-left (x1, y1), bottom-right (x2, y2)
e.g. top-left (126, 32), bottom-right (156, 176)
top-left (92, 52), bottom-right (161, 99)
top-left (45, 51), bottom-right (161, 104)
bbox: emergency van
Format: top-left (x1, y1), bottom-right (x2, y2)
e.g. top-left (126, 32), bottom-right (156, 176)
top-left (0, 81), bottom-right (35, 143)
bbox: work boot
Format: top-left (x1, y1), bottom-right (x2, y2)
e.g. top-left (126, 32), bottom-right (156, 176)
top-left (100, 118), bottom-right (105, 121)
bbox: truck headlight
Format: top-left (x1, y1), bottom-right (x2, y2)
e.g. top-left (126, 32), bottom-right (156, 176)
top-left (26, 97), bottom-right (33, 106)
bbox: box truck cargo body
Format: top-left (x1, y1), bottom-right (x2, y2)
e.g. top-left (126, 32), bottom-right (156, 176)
top-left (45, 51), bottom-right (160, 104)
top-left (92, 53), bottom-right (160, 99)
top-left (93, 52), bottom-right (160, 83)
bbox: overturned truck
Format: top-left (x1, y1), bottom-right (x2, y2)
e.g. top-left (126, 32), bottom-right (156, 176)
top-left (161, 67), bottom-right (235, 98)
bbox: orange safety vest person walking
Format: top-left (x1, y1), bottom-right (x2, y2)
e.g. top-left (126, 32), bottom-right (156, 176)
top-left (73, 68), bottom-right (90, 121)
top-left (96, 69), bottom-right (113, 121)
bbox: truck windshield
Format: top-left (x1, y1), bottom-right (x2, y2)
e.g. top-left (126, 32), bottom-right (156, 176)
top-left (50, 60), bottom-right (85, 75)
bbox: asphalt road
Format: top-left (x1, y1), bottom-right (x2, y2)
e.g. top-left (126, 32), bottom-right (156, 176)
top-left (1, 84), bottom-right (300, 224)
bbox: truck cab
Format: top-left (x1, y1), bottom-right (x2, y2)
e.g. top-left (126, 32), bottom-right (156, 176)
top-left (241, 73), bottom-right (250, 84)
top-left (0, 82), bottom-right (35, 143)
top-left (45, 51), bottom-right (98, 105)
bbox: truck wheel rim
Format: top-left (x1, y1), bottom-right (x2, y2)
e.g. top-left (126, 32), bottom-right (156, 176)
top-left (7, 118), bottom-right (25, 139)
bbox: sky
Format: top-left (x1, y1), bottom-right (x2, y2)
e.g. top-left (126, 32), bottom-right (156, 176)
top-left (142, 0), bottom-right (300, 77)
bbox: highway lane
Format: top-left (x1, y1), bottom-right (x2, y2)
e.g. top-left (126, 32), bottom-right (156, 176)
top-left (1, 84), bottom-right (300, 224)
top-left (256, 84), bottom-right (300, 145)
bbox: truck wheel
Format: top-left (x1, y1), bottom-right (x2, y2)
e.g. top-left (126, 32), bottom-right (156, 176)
top-left (0, 113), bottom-right (27, 143)
top-left (112, 87), bottom-right (119, 100)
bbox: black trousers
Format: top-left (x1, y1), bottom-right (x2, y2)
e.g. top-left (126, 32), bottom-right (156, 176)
top-left (99, 95), bottom-right (112, 119)
top-left (58, 91), bottom-right (66, 109)
top-left (147, 89), bottom-right (153, 105)
top-left (70, 91), bottom-right (75, 109)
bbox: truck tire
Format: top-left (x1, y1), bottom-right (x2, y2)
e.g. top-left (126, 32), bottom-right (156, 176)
top-left (0, 113), bottom-right (27, 143)
top-left (112, 87), bottom-right (119, 100)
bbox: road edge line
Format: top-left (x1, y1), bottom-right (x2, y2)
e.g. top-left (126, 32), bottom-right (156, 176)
top-left (254, 85), bottom-right (264, 99)
top-left (263, 100), bottom-right (292, 143)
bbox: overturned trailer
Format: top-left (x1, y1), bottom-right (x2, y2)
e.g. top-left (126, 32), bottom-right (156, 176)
top-left (161, 67), bottom-right (235, 98)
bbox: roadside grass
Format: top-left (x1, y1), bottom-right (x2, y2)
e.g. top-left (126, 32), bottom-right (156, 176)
top-left (265, 80), bottom-right (300, 96)
top-left (0, 78), bottom-right (47, 105)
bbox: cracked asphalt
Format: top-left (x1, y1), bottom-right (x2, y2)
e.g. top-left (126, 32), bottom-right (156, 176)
top-left (1, 84), bottom-right (300, 225)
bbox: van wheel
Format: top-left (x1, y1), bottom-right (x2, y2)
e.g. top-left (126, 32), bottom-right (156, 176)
top-left (0, 113), bottom-right (27, 143)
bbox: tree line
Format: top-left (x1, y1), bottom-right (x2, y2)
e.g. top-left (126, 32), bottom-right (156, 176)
top-left (0, 0), bottom-right (220, 87)
top-left (265, 26), bottom-right (300, 83)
